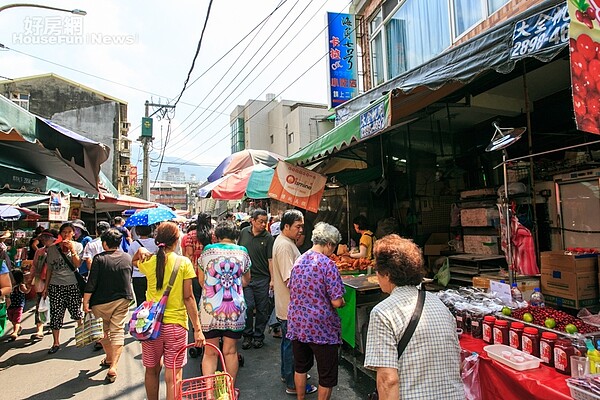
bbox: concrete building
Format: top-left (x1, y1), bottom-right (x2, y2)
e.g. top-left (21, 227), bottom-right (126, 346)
top-left (150, 181), bottom-right (189, 211)
top-left (229, 93), bottom-right (334, 156)
top-left (161, 167), bottom-right (186, 183)
top-left (355, 0), bottom-right (544, 93)
top-left (0, 73), bottom-right (131, 194)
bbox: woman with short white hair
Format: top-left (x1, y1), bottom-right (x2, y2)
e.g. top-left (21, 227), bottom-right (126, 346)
top-left (287, 222), bottom-right (346, 400)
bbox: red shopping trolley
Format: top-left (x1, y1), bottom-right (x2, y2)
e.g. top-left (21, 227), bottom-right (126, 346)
top-left (174, 343), bottom-right (236, 400)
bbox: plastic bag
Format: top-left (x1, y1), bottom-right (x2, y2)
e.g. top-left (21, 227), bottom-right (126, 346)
top-left (434, 257), bottom-right (451, 287)
top-left (75, 313), bottom-right (104, 347)
top-left (38, 296), bottom-right (50, 324)
top-left (461, 351), bottom-right (481, 400)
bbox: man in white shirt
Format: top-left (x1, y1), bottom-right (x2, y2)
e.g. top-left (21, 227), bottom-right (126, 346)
top-left (272, 209), bottom-right (316, 395)
top-left (82, 221), bottom-right (111, 272)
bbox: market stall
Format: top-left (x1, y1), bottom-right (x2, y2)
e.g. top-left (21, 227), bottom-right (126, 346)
top-left (337, 275), bottom-right (384, 351)
top-left (439, 283), bottom-right (600, 400)
top-left (460, 335), bottom-right (571, 400)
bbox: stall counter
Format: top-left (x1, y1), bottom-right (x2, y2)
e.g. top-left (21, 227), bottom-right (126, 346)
top-left (460, 335), bottom-right (571, 400)
top-left (337, 275), bottom-right (384, 350)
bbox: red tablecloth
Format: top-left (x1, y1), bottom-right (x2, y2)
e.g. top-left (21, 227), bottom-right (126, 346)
top-left (460, 335), bottom-right (572, 400)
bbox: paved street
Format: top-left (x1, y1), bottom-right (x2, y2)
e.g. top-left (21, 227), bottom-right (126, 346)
top-left (1, 301), bottom-right (375, 399)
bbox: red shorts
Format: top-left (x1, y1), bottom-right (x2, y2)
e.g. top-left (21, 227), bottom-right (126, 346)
top-left (141, 323), bottom-right (188, 369)
top-left (8, 307), bottom-right (23, 324)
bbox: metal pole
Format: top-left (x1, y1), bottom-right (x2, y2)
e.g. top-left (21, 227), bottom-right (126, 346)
top-left (503, 150), bottom-right (515, 284)
top-left (142, 101), bottom-right (150, 200)
top-left (522, 64), bottom-right (540, 263)
top-left (346, 185), bottom-right (351, 245)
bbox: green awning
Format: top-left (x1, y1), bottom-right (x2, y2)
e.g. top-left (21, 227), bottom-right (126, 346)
top-left (334, 166), bottom-right (383, 186)
top-left (286, 95), bottom-right (390, 166)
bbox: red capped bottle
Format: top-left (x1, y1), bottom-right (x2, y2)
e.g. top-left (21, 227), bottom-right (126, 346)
top-left (554, 339), bottom-right (575, 375)
top-left (522, 327), bottom-right (540, 357)
top-left (482, 316), bottom-right (495, 344)
top-left (509, 322), bottom-right (524, 350)
top-left (493, 319), bottom-right (509, 345)
top-left (540, 332), bottom-right (558, 367)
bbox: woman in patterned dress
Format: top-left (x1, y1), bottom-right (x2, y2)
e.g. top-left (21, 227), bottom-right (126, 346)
top-left (198, 220), bottom-right (251, 391)
top-left (287, 222), bottom-right (346, 400)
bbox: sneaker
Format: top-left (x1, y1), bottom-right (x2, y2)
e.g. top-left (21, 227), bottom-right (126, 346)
top-left (252, 339), bottom-right (264, 348)
top-left (241, 337), bottom-right (253, 350)
top-left (286, 384), bottom-right (318, 395)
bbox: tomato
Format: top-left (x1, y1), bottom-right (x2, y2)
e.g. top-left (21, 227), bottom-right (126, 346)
top-left (577, 34), bottom-right (597, 61)
top-left (573, 95), bottom-right (587, 117)
top-left (571, 51), bottom-right (588, 77)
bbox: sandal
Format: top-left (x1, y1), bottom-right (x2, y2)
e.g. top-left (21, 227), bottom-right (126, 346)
top-left (99, 358), bottom-right (112, 368)
top-left (48, 345), bottom-right (60, 354)
top-left (30, 333), bottom-right (44, 340)
top-left (7, 335), bottom-right (17, 342)
top-left (105, 373), bottom-right (117, 384)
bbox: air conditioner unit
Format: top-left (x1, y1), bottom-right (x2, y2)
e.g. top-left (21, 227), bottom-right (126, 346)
top-left (370, 177), bottom-right (387, 196)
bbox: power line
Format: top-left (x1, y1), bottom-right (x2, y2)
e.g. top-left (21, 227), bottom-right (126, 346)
top-left (167, 0), bottom-right (289, 133)
top-left (170, 0), bottom-right (214, 110)
top-left (165, 2), bottom-right (351, 166)
top-left (164, 0), bottom-right (302, 154)
top-left (166, 0), bottom-right (321, 155)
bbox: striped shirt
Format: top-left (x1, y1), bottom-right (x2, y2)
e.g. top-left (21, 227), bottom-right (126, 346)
top-left (364, 286), bottom-right (465, 400)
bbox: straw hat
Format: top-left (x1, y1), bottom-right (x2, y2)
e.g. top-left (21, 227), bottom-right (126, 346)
top-left (0, 230), bottom-right (11, 239)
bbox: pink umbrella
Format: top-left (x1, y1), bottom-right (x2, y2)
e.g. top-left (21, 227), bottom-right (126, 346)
top-left (199, 164), bottom-right (275, 200)
top-left (206, 150), bottom-right (283, 182)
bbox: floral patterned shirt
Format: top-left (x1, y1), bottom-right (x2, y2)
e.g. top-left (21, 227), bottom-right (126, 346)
top-left (199, 243), bottom-right (251, 332)
top-left (287, 250), bottom-right (345, 345)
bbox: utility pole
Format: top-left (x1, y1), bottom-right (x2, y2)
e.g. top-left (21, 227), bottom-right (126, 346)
top-left (139, 100), bottom-right (175, 200)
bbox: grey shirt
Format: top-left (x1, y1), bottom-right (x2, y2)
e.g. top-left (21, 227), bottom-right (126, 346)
top-left (47, 242), bottom-right (83, 286)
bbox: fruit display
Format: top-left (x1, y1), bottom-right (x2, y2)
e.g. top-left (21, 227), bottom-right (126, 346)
top-left (329, 253), bottom-right (373, 272)
top-left (570, 0), bottom-right (600, 135)
top-left (511, 306), bottom-right (598, 334)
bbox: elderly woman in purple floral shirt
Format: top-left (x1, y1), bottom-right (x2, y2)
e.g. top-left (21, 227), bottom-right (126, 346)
top-left (287, 222), bottom-right (346, 400)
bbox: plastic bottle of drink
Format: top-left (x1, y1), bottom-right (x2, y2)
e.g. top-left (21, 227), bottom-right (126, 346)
top-left (530, 288), bottom-right (545, 307)
top-left (511, 283), bottom-right (524, 302)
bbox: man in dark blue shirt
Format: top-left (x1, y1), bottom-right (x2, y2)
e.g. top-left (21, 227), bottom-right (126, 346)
top-left (238, 208), bottom-right (274, 349)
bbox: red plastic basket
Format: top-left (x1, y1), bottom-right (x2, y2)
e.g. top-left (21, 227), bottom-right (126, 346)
top-left (174, 343), bottom-right (236, 400)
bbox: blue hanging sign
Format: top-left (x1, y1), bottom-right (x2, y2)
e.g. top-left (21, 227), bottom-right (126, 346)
top-left (327, 12), bottom-right (358, 108)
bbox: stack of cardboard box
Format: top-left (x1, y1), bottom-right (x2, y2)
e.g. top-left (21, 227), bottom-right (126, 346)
top-left (540, 251), bottom-right (598, 309)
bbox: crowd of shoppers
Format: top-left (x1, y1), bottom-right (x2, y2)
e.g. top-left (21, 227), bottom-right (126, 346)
top-left (0, 207), bottom-right (465, 400)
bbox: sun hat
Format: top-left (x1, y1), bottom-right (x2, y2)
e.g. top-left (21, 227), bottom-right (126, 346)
top-left (71, 219), bottom-right (89, 236)
top-left (0, 230), bottom-right (11, 239)
top-left (38, 229), bottom-right (57, 239)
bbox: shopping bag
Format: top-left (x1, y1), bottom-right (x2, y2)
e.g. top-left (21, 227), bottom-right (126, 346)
top-left (434, 257), bottom-right (451, 287)
top-left (0, 302), bottom-right (6, 337)
top-left (129, 298), bottom-right (167, 341)
top-left (37, 296), bottom-right (50, 324)
top-left (75, 313), bottom-right (104, 347)
top-left (461, 350), bottom-right (481, 400)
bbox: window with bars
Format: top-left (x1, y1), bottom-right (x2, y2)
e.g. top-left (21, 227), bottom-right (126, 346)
top-left (10, 92), bottom-right (30, 110)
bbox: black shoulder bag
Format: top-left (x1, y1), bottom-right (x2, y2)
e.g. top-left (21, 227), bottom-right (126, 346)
top-left (367, 288), bottom-right (426, 400)
top-left (57, 246), bottom-right (87, 296)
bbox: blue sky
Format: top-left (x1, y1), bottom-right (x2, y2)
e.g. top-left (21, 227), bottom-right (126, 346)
top-left (0, 0), bottom-right (350, 179)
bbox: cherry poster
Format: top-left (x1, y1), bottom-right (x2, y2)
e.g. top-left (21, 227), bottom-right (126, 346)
top-left (570, 0), bottom-right (600, 134)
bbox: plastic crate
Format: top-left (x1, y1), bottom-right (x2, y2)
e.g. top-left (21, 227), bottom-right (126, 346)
top-left (568, 383), bottom-right (600, 400)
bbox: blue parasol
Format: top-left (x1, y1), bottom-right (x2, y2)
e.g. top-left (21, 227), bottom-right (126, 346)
top-left (124, 207), bottom-right (178, 227)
